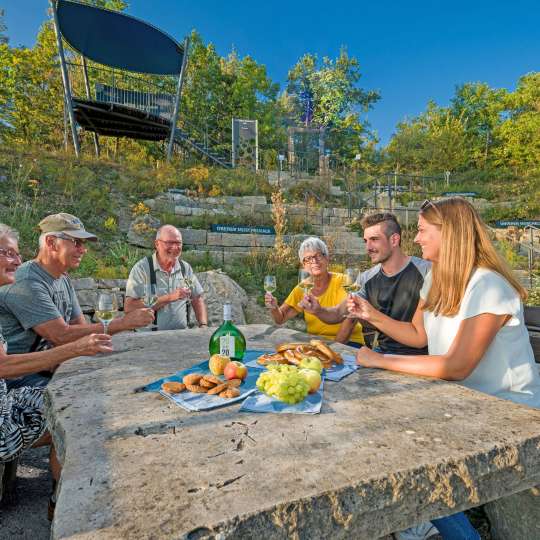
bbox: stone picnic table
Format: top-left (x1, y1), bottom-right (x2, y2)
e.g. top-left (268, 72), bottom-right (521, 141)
top-left (45, 325), bottom-right (540, 540)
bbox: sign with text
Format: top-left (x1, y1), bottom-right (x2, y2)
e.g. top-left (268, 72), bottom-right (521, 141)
top-left (211, 224), bottom-right (275, 235)
top-left (442, 191), bottom-right (479, 197)
top-left (494, 220), bottom-right (540, 228)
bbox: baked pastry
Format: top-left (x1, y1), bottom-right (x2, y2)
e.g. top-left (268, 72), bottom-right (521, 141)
top-left (202, 374), bottom-right (222, 386)
top-left (226, 378), bottom-right (242, 388)
top-left (199, 378), bottom-right (216, 388)
top-left (185, 384), bottom-right (208, 393)
top-left (183, 373), bottom-right (203, 385)
top-left (283, 349), bottom-right (301, 365)
top-left (161, 382), bottom-right (186, 394)
top-left (276, 342), bottom-right (307, 353)
top-left (219, 387), bottom-right (240, 399)
top-left (207, 383), bottom-right (228, 395)
top-left (257, 353), bottom-right (288, 365)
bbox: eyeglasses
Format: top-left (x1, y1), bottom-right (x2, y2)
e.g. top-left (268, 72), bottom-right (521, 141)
top-left (302, 253), bottom-right (325, 264)
top-left (157, 240), bottom-right (182, 248)
top-left (54, 234), bottom-right (87, 248)
top-left (0, 248), bottom-right (22, 261)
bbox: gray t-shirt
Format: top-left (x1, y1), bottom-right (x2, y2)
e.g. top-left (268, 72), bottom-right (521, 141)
top-left (0, 261), bottom-right (82, 354)
top-left (125, 254), bottom-right (203, 331)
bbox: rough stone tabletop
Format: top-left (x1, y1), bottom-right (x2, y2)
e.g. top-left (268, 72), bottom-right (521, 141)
top-left (45, 325), bottom-right (540, 540)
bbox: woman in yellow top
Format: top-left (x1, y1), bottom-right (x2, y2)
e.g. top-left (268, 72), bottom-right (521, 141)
top-left (265, 237), bottom-right (364, 346)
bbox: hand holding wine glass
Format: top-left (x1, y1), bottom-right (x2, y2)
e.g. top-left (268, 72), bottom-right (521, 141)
top-left (264, 275), bottom-right (277, 309)
top-left (143, 284), bottom-right (159, 330)
top-left (343, 268), bottom-right (360, 318)
top-left (95, 291), bottom-right (118, 335)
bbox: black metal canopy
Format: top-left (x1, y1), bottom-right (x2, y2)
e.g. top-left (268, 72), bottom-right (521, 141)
top-left (56, 0), bottom-right (184, 75)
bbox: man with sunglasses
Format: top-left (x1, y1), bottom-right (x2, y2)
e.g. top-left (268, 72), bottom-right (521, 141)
top-left (124, 225), bottom-right (208, 330)
top-left (0, 213), bottom-right (154, 389)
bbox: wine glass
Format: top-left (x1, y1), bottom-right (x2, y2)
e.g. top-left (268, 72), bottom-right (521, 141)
top-left (264, 275), bottom-right (277, 309)
top-left (96, 291), bottom-right (118, 335)
top-left (144, 284), bottom-right (158, 309)
top-left (264, 275), bottom-right (276, 294)
top-left (343, 268), bottom-right (359, 318)
top-left (298, 269), bottom-right (314, 294)
top-left (143, 284), bottom-right (158, 330)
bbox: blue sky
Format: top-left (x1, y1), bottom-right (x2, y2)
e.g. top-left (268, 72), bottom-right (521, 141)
top-left (2, 0), bottom-right (539, 145)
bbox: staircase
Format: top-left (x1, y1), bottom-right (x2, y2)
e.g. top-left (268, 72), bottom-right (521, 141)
top-left (173, 120), bottom-right (233, 169)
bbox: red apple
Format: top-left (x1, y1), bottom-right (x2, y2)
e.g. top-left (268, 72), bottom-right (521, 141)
top-left (223, 361), bottom-right (248, 381)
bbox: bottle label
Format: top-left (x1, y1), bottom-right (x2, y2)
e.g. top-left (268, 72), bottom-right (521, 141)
top-left (219, 332), bottom-right (235, 357)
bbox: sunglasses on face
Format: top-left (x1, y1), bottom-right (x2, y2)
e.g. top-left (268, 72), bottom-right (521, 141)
top-left (0, 248), bottom-right (22, 262)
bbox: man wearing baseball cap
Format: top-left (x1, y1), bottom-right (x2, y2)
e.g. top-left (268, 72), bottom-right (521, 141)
top-left (0, 213), bottom-right (154, 389)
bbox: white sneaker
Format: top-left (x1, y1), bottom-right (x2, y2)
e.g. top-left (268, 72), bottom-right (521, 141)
top-left (394, 522), bottom-right (439, 540)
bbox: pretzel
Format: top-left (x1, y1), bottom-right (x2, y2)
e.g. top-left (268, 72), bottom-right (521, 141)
top-left (276, 342), bottom-right (308, 353)
top-left (283, 349), bottom-right (301, 365)
top-left (310, 340), bottom-right (339, 362)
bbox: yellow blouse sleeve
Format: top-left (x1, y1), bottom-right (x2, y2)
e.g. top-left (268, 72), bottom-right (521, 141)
top-left (284, 284), bottom-right (304, 313)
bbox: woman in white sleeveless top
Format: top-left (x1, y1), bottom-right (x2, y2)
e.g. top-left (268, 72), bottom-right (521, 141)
top-left (351, 197), bottom-right (540, 407)
top-left (348, 197), bottom-right (540, 540)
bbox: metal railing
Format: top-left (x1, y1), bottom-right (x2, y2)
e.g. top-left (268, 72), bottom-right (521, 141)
top-left (65, 61), bottom-right (177, 121)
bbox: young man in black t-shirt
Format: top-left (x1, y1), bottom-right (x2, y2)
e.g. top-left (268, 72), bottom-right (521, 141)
top-left (303, 212), bottom-right (430, 355)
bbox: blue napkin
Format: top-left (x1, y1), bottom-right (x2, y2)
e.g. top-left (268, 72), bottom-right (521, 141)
top-left (240, 379), bottom-right (324, 415)
top-left (143, 360), bottom-right (258, 412)
top-left (324, 353), bottom-right (358, 381)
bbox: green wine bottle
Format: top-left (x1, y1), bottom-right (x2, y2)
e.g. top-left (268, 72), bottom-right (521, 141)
top-left (208, 303), bottom-right (246, 360)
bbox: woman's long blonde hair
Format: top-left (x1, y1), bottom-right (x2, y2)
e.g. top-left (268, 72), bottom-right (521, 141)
top-left (421, 197), bottom-right (526, 316)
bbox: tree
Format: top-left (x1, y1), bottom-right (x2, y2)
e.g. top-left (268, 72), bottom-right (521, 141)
top-left (386, 102), bottom-right (468, 174)
top-left (450, 82), bottom-right (507, 167)
top-left (181, 31), bottom-right (286, 156)
top-left (286, 48), bottom-right (379, 159)
top-left (492, 73), bottom-right (540, 174)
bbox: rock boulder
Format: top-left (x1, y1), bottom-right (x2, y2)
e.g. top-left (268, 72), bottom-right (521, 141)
top-left (195, 270), bottom-right (248, 326)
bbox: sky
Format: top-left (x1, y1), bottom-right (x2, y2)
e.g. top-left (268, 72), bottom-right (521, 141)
top-left (2, 0), bottom-right (539, 146)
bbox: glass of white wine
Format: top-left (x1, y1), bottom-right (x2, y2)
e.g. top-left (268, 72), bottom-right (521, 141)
top-left (343, 268), bottom-right (360, 318)
top-left (264, 275), bottom-right (277, 309)
top-left (298, 269), bottom-right (314, 294)
top-left (96, 291), bottom-right (118, 335)
top-left (144, 284), bottom-right (158, 330)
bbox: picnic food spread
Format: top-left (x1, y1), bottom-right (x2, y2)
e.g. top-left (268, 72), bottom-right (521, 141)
top-left (257, 340), bottom-right (343, 369)
top-left (161, 372), bottom-right (244, 399)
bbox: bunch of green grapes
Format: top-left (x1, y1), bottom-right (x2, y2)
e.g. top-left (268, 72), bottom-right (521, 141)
top-left (266, 364), bottom-right (298, 374)
top-left (256, 368), bottom-right (309, 404)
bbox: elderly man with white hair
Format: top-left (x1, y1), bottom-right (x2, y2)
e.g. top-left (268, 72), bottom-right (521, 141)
top-left (265, 236), bottom-right (365, 346)
top-left (0, 213), bottom-right (154, 390)
top-left (124, 225), bottom-right (208, 330)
